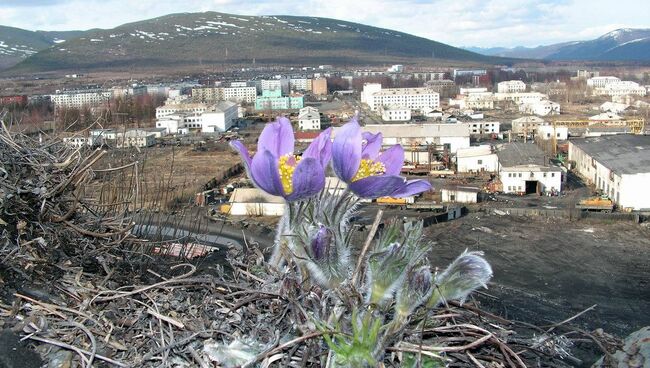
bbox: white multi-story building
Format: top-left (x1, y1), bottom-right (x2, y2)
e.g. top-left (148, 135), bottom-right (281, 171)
top-left (289, 78), bottom-right (312, 92)
top-left (298, 107), bottom-right (321, 130)
top-left (568, 135), bottom-right (650, 210)
top-left (463, 121), bottom-right (500, 135)
top-left (456, 145), bottom-right (498, 173)
top-left (497, 80), bottom-right (526, 93)
top-left (380, 106), bottom-right (411, 121)
top-left (361, 83), bottom-right (382, 105)
top-left (587, 76), bottom-right (620, 88)
top-left (367, 88), bottom-right (440, 112)
top-left (222, 86), bottom-right (257, 103)
top-left (50, 89), bottom-right (113, 109)
top-left (597, 81), bottom-right (647, 98)
top-left (261, 79), bottom-right (282, 91)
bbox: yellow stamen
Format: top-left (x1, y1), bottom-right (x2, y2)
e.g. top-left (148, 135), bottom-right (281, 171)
top-left (278, 154), bottom-right (301, 194)
top-left (352, 159), bottom-right (386, 182)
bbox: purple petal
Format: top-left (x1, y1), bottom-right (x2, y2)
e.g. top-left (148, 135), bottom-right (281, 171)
top-left (361, 132), bottom-right (382, 160)
top-left (230, 140), bottom-right (252, 170)
top-left (286, 157), bottom-right (325, 201)
top-left (390, 179), bottom-right (432, 198)
top-left (250, 149), bottom-right (285, 197)
top-left (377, 145), bottom-right (404, 176)
top-left (332, 118), bottom-right (362, 182)
top-left (348, 175), bottom-right (407, 199)
top-left (302, 127), bottom-right (332, 168)
top-left (258, 117), bottom-right (294, 157)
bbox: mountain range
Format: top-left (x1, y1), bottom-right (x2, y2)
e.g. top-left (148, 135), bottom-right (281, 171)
top-left (0, 12), bottom-right (498, 74)
top-left (464, 28), bottom-right (650, 61)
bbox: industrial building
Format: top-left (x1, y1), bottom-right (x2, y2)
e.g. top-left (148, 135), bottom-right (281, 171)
top-left (441, 185), bottom-right (480, 203)
top-left (568, 135), bottom-right (650, 210)
top-left (497, 142), bottom-right (563, 195)
top-left (363, 123), bottom-right (470, 157)
top-left (456, 145), bottom-right (498, 173)
top-left (225, 188), bottom-right (285, 216)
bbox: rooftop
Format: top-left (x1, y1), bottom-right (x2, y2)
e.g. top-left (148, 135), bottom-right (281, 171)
top-left (456, 145), bottom-right (494, 158)
top-left (363, 123), bottom-right (470, 138)
top-left (496, 142), bottom-right (549, 167)
top-left (570, 135), bottom-right (650, 175)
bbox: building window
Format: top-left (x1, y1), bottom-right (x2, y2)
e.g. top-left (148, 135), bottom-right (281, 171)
top-left (543, 173), bottom-right (547, 177)
top-left (518, 173), bottom-right (522, 177)
top-left (551, 173), bottom-right (555, 177)
top-left (478, 159), bottom-right (483, 164)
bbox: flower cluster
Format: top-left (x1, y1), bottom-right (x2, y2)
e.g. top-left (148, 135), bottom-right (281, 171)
top-left (231, 116), bottom-right (431, 200)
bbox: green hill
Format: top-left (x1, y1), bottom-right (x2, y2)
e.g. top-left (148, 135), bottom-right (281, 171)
top-left (0, 26), bottom-right (85, 69)
top-left (8, 12), bottom-right (503, 73)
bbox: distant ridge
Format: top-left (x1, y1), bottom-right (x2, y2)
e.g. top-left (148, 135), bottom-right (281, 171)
top-left (2, 11), bottom-right (503, 74)
top-left (464, 28), bottom-right (650, 61)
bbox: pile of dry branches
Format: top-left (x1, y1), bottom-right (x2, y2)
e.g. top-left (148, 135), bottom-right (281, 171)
top-left (0, 120), bottom-right (619, 367)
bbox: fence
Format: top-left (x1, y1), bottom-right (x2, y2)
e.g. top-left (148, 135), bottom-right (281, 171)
top-left (494, 207), bottom-right (646, 223)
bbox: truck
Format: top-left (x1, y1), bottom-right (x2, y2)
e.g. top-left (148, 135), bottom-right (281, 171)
top-left (376, 196), bottom-right (415, 206)
top-left (576, 197), bottom-right (614, 213)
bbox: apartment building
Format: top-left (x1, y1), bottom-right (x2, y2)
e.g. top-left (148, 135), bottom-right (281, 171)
top-left (254, 89), bottom-right (304, 111)
top-left (312, 78), bottom-right (328, 95)
top-left (50, 89), bottom-right (112, 109)
top-left (463, 121), bottom-right (500, 135)
top-left (156, 101), bottom-right (209, 119)
top-left (192, 86), bottom-right (256, 103)
top-left (366, 87), bottom-right (440, 111)
top-left (289, 78), bottom-right (312, 92)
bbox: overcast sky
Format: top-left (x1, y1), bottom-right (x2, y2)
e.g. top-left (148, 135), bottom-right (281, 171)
top-left (0, 0), bottom-right (648, 47)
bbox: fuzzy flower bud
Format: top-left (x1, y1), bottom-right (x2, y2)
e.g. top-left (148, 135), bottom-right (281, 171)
top-left (395, 266), bottom-right (433, 318)
top-left (311, 225), bottom-right (334, 262)
top-left (427, 250), bottom-right (493, 308)
top-left (366, 243), bottom-right (410, 306)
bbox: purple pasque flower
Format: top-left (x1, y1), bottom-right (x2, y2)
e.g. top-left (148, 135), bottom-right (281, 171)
top-left (230, 117), bottom-right (332, 201)
top-left (332, 118), bottom-right (431, 198)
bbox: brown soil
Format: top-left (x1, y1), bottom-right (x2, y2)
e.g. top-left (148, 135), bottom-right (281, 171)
top-left (425, 212), bottom-right (650, 337)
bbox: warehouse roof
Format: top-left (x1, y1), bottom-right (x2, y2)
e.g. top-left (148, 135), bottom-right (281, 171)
top-left (496, 142), bottom-right (549, 167)
top-left (570, 135), bottom-right (650, 175)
